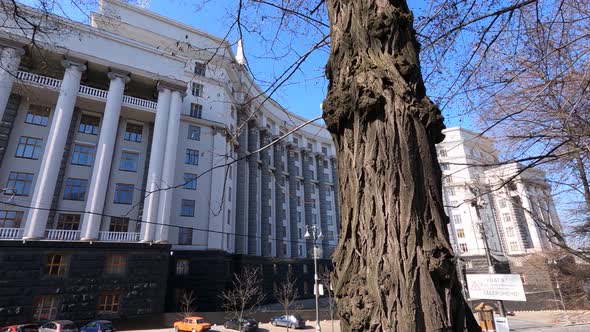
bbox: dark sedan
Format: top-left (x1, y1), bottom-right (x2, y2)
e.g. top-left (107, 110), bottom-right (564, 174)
top-left (223, 318), bottom-right (258, 332)
top-left (80, 320), bottom-right (114, 332)
top-left (270, 315), bottom-right (305, 329)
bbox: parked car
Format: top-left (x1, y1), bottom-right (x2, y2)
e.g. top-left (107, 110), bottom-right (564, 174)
top-left (38, 321), bottom-right (78, 332)
top-left (0, 324), bottom-right (40, 332)
top-left (173, 317), bottom-right (211, 332)
top-left (79, 320), bottom-right (114, 332)
top-left (223, 317), bottom-right (258, 332)
top-left (270, 315), bottom-right (305, 329)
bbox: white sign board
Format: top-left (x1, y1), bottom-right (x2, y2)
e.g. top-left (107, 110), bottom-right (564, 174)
top-left (314, 284), bottom-right (325, 296)
top-left (466, 274), bottom-right (526, 301)
top-left (494, 316), bottom-right (510, 332)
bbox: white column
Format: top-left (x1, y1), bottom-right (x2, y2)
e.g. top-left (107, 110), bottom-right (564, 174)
top-left (0, 47), bottom-right (25, 121)
top-left (155, 90), bottom-right (183, 243)
top-left (23, 60), bottom-right (86, 239)
top-left (81, 72), bottom-right (129, 241)
top-left (140, 86), bottom-right (171, 242)
top-left (207, 127), bottom-right (230, 249)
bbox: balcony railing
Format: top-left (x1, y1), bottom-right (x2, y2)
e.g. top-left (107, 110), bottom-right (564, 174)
top-left (0, 227), bottom-right (23, 239)
top-left (46, 229), bottom-right (80, 241)
top-left (17, 71), bottom-right (157, 111)
top-left (98, 231), bottom-right (140, 242)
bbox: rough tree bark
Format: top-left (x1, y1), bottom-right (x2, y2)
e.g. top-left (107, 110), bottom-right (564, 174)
top-left (322, 1), bottom-right (479, 331)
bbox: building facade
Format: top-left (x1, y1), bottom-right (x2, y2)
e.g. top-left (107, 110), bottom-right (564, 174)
top-left (0, 0), bottom-right (337, 324)
top-left (437, 127), bottom-right (563, 309)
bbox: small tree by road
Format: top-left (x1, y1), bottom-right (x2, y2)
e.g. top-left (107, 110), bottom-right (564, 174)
top-left (221, 266), bottom-right (266, 326)
top-left (275, 274), bottom-right (299, 315)
top-left (178, 289), bottom-right (196, 319)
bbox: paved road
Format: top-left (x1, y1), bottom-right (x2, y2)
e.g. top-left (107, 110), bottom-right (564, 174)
top-left (121, 318), bottom-right (590, 332)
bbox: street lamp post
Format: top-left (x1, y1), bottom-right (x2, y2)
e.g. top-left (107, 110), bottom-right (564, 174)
top-left (305, 225), bottom-right (323, 332)
top-left (467, 185), bottom-right (507, 317)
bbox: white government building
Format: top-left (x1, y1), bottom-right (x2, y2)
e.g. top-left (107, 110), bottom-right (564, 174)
top-left (437, 127), bottom-right (561, 264)
top-left (0, 0), bottom-right (339, 258)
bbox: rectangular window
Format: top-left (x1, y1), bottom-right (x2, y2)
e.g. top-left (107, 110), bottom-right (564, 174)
top-left (312, 214), bottom-right (317, 224)
top-left (109, 217), bottom-right (129, 232)
top-left (194, 62), bottom-right (206, 76)
top-left (444, 176), bottom-right (453, 184)
top-left (0, 210), bottom-right (23, 228)
top-left (124, 123), bottom-right (143, 142)
top-left (297, 198), bottom-right (301, 207)
top-left (506, 227), bottom-right (515, 237)
top-left (503, 213), bottom-right (512, 223)
top-left (176, 259), bottom-right (190, 275)
top-left (189, 103), bottom-right (203, 118)
top-left (440, 163), bottom-right (450, 170)
top-left (114, 184), bottom-right (134, 204)
top-left (183, 173), bottom-right (197, 190)
top-left (97, 293), bottom-right (120, 314)
top-left (63, 178), bottom-right (87, 201)
top-left (322, 146), bottom-right (328, 155)
top-left (15, 136), bottom-right (43, 159)
top-left (79, 114), bottom-right (100, 135)
top-left (57, 214), bottom-right (81, 230)
top-left (298, 228), bottom-right (302, 239)
top-left (312, 200), bottom-right (316, 208)
top-left (459, 243), bottom-right (468, 253)
top-left (105, 254), bottom-right (126, 275)
top-left (45, 254), bottom-right (67, 276)
top-left (33, 296), bottom-right (58, 321)
top-left (438, 149), bottom-right (447, 157)
top-left (178, 228), bottom-right (193, 245)
top-left (323, 160), bottom-right (328, 169)
top-left (297, 212), bottom-right (302, 223)
top-left (499, 199), bottom-right (507, 208)
top-left (456, 229), bottom-right (465, 238)
top-left (328, 231), bottom-right (335, 241)
top-left (282, 243), bottom-right (287, 255)
top-left (510, 241), bottom-right (519, 251)
top-left (180, 199), bottom-right (195, 217)
top-left (25, 105), bottom-right (50, 126)
top-left (71, 144), bottom-right (95, 166)
top-left (298, 245), bottom-right (303, 256)
top-left (6, 172), bottom-right (33, 196)
top-left (119, 151), bottom-right (139, 172)
top-left (188, 125), bottom-right (201, 141)
top-left (191, 82), bottom-right (203, 97)
top-left (446, 188), bottom-right (455, 196)
top-left (185, 149), bottom-right (199, 165)
top-left (227, 210), bottom-right (231, 225)
top-left (452, 215), bottom-right (462, 224)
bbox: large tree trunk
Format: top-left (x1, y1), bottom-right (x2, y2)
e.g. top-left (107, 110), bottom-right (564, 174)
top-left (322, 1), bottom-right (479, 331)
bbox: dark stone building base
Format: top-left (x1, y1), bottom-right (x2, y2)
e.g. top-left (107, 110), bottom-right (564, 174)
top-left (166, 250), bottom-right (332, 312)
top-left (0, 240), bottom-right (170, 326)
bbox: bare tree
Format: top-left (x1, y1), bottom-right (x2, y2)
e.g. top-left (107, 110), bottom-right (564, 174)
top-left (320, 270), bottom-right (337, 332)
top-left (221, 266), bottom-right (266, 323)
top-left (275, 274), bottom-right (298, 314)
top-left (274, 274), bottom-right (299, 331)
top-left (178, 290), bottom-right (197, 319)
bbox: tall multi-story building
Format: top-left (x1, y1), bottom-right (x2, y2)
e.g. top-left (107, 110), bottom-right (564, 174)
top-left (437, 127), bottom-right (563, 309)
top-left (0, 0), bottom-right (338, 323)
